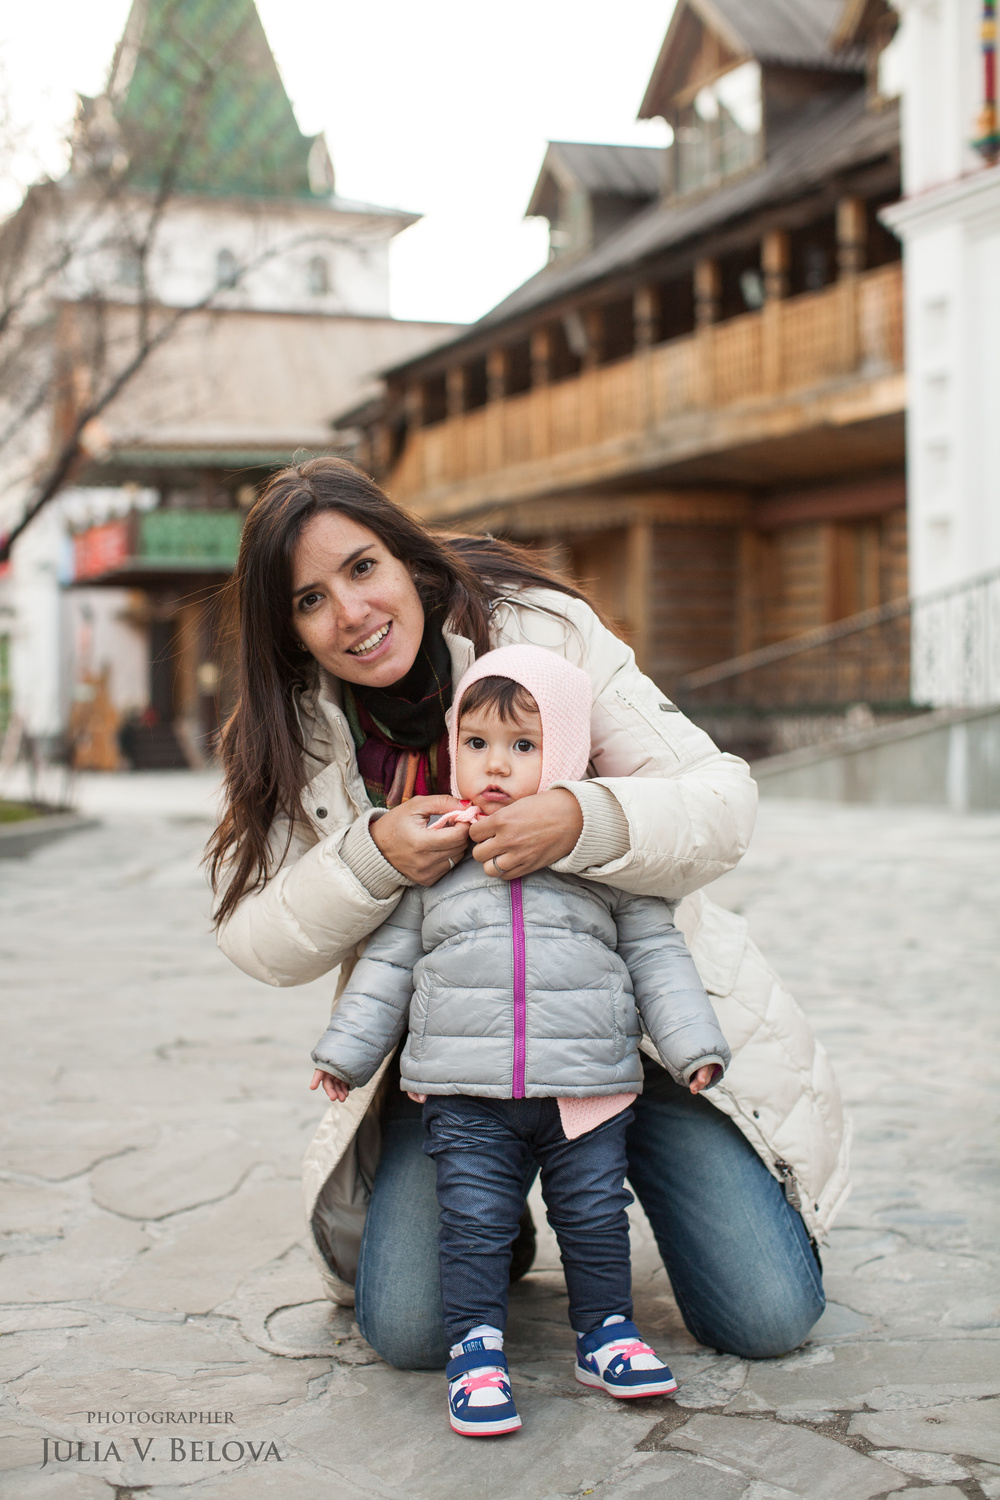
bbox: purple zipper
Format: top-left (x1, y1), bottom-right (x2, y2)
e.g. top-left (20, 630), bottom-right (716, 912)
top-left (509, 878), bottom-right (527, 1098)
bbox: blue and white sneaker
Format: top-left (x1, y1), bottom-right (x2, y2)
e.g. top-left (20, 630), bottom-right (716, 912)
top-left (447, 1344), bottom-right (521, 1436)
top-left (575, 1318), bottom-right (678, 1399)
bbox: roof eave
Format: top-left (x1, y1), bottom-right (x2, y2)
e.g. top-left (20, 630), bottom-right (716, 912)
top-left (638, 0), bottom-right (750, 119)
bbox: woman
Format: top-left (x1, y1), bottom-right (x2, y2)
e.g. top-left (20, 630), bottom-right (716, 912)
top-left (209, 457), bottom-right (847, 1370)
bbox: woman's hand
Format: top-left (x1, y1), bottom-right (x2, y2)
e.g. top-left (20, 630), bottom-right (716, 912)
top-left (310, 1069), bottom-right (349, 1103)
top-left (370, 795), bottom-right (470, 886)
top-left (469, 788), bottom-right (583, 879)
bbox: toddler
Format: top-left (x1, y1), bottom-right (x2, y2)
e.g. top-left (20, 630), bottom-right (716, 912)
top-left (311, 645), bottom-right (731, 1437)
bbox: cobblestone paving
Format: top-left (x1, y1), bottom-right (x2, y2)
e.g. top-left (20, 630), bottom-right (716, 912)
top-left (1, 779), bottom-right (998, 1498)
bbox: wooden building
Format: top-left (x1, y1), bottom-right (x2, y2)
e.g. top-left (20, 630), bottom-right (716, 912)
top-left (349, 0), bottom-right (905, 714)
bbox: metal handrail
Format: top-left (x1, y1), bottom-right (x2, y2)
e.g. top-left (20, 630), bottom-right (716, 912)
top-left (676, 565), bottom-right (1000, 710)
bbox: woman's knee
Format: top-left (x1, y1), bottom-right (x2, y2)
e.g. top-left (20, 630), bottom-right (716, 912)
top-left (355, 1294), bottom-right (449, 1370)
top-left (684, 1273), bottom-right (825, 1361)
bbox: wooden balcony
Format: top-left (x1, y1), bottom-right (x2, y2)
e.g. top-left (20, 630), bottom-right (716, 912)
top-left (390, 263), bottom-right (904, 524)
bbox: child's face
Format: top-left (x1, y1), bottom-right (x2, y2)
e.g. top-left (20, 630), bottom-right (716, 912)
top-left (455, 704), bottom-right (543, 812)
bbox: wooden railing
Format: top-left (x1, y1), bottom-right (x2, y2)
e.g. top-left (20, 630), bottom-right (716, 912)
top-left (391, 263), bottom-right (903, 503)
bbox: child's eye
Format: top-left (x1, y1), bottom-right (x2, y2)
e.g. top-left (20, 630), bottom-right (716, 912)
top-left (514, 739), bottom-right (536, 753)
top-left (466, 736), bottom-right (486, 750)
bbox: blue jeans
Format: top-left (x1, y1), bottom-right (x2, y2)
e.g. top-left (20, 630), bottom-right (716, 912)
top-left (422, 1095), bottom-right (634, 1344)
top-left (354, 1068), bottom-right (824, 1369)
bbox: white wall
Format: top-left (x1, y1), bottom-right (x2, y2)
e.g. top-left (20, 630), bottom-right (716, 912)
top-left (6, 506), bottom-right (67, 742)
top-left (59, 192), bottom-right (405, 318)
top-left (884, 0), bottom-right (1000, 703)
top-left (885, 0), bottom-right (1000, 593)
top-left (895, 0), bottom-right (983, 194)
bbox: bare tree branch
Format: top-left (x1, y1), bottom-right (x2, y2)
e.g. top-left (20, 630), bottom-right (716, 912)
top-left (0, 5), bottom-right (346, 560)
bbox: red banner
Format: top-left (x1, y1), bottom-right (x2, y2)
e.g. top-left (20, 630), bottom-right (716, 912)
top-left (74, 520), bottom-right (131, 582)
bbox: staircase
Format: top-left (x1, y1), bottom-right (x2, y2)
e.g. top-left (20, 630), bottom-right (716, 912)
top-left (674, 569), bottom-right (1000, 807)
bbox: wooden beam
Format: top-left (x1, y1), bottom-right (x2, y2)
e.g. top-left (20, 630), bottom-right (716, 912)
top-left (634, 286), bottom-right (659, 350)
top-left (486, 349), bottom-right (506, 403)
top-left (583, 308), bottom-right (604, 370)
top-left (404, 384), bottom-right (425, 432)
top-left (837, 196), bottom-right (867, 277)
top-left (694, 260), bottom-right (721, 326)
top-left (530, 329), bottom-right (552, 387)
top-left (471, 489), bottom-right (752, 538)
top-left (446, 367), bottom-right (467, 418)
top-left (626, 520), bottom-right (653, 671)
top-left (762, 230), bottom-right (790, 301)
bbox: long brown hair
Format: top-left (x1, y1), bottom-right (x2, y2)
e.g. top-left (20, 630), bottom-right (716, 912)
top-left (207, 456), bottom-right (597, 925)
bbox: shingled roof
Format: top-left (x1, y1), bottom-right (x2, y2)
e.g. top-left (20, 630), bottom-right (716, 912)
top-left (87, 0), bottom-right (333, 200)
top-left (526, 142), bottom-right (664, 213)
top-left (384, 86), bottom-right (898, 376)
top-left (704, 0), bottom-right (863, 68)
top-left (640, 0), bottom-right (865, 120)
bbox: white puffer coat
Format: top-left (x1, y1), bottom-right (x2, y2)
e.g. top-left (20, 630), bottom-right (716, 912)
top-left (218, 589), bottom-right (851, 1302)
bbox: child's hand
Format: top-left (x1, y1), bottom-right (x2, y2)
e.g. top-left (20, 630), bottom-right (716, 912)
top-left (407, 1091), bottom-right (427, 1103)
top-left (310, 1069), bottom-right (349, 1103)
top-left (689, 1064), bottom-right (720, 1095)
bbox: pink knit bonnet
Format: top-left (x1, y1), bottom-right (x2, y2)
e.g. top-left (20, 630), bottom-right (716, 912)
top-left (448, 644), bottom-right (593, 796)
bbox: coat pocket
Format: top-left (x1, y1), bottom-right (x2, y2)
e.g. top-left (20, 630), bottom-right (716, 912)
top-left (610, 974), bottom-right (630, 1063)
top-left (408, 972), bottom-right (431, 1061)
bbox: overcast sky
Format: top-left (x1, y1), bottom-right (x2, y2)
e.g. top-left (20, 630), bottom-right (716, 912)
top-left (0, 0), bottom-right (673, 325)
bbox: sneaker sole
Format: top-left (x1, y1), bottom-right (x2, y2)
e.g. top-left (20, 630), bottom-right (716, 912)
top-left (450, 1413), bottom-right (522, 1436)
top-left (575, 1366), bottom-right (678, 1398)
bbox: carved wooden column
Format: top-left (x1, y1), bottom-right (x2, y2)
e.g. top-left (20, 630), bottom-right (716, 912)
top-left (633, 286), bottom-right (659, 350)
top-left (694, 261), bottom-right (720, 407)
top-left (446, 366), bottom-right (467, 418)
top-left (694, 260), bottom-right (721, 327)
top-left (837, 197), bottom-right (867, 277)
top-left (762, 230), bottom-right (790, 301)
top-left (582, 307), bottom-right (604, 370)
top-left (404, 383), bottom-right (425, 432)
top-left (626, 518), bottom-right (653, 673)
top-left (486, 348), bottom-right (506, 403)
top-left (836, 197), bottom-right (866, 371)
top-left (530, 329), bottom-right (552, 387)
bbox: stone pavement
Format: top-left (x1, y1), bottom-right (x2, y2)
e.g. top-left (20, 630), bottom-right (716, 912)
top-left (1, 777), bottom-right (998, 1499)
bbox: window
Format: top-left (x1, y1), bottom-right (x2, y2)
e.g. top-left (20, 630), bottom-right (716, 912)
top-left (215, 248), bottom-right (238, 289)
top-left (673, 60), bottom-right (762, 199)
top-left (307, 256), bottom-right (330, 295)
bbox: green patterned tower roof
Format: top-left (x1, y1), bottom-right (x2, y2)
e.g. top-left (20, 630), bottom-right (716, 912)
top-left (86, 0), bottom-right (332, 200)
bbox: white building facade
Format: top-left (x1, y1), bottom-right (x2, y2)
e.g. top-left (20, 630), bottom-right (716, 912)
top-left (882, 0), bottom-right (1000, 599)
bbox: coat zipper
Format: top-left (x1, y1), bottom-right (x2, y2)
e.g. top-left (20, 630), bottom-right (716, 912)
top-left (773, 1157), bottom-right (802, 1212)
top-left (509, 878), bottom-right (527, 1098)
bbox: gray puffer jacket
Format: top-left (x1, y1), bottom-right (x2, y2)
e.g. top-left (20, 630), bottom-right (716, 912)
top-left (311, 854), bottom-right (730, 1099)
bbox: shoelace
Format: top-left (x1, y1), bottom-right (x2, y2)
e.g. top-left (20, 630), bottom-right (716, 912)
top-left (455, 1371), bottom-right (508, 1398)
top-left (606, 1338), bottom-right (655, 1366)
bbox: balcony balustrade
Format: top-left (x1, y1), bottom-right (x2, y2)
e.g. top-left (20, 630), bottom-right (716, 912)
top-left (390, 263), bottom-right (903, 514)
top-left (72, 509), bottom-right (242, 584)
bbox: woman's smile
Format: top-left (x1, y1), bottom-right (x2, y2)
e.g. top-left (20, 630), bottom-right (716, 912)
top-left (347, 621), bottom-right (392, 658)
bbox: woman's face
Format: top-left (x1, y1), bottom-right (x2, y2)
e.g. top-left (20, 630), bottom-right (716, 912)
top-left (291, 511), bottom-right (425, 686)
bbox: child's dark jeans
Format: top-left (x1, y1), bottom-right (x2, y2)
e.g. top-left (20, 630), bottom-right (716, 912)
top-left (421, 1095), bottom-right (634, 1344)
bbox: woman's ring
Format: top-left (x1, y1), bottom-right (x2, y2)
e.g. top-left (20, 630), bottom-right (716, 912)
top-left (490, 854), bottom-right (506, 877)
top-left (447, 858), bottom-right (455, 871)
